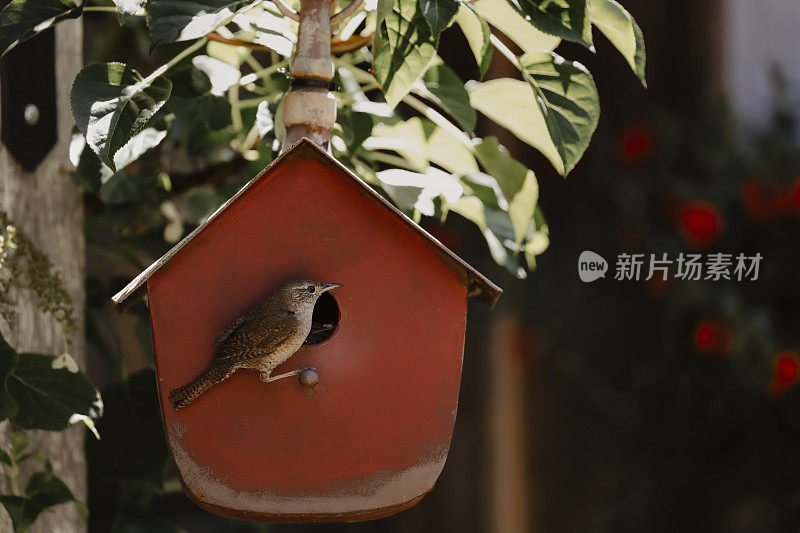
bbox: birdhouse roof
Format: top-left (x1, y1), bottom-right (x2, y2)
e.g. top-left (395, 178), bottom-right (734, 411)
top-left (112, 138), bottom-right (501, 308)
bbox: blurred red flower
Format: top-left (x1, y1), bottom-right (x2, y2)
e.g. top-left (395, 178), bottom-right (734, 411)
top-left (692, 320), bottom-right (729, 356)
top-left (618, 123), bottom-right (656, 165)
top-left (742, 177), bottom-right (800, 220)
top-left (789, 177), bottom-right (800, 214)
top-left (769, 351), bottom-right (800, 396)
top-left (741, 179), bottom-right (769, 220)
top-left (776, 352), bottom-right (798, 384)
top-left (679, 202), bottom-right (722, 247)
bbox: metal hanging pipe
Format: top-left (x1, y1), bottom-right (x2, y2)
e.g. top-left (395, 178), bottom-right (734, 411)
top-left (281, 0), bottom-right (337, 152)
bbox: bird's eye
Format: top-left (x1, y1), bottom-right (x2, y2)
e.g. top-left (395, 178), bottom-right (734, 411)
top-left (307, 286), bottom-right (315, 293)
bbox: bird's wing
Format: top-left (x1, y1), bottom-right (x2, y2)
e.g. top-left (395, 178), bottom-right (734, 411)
top-left (213, 313), bottom-right (297, 363)
top-left (210, 308), bottom-right (259, 347)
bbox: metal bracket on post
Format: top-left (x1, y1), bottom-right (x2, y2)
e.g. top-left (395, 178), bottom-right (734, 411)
top-left (0, 0), bottom-right (57, 171)
top-left (280, 0), bottom-right (364, 152)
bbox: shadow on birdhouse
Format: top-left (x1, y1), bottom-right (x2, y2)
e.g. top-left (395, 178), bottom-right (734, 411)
top-left (112, 138), bottom-right (501, 522)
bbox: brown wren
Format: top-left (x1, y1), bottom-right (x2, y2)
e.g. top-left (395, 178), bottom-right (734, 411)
top-left (168, 280), bottom-right (340, 410)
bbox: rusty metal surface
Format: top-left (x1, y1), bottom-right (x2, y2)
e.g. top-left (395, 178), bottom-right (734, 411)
top-left (147, 146), bottom-right (471, 521)
top-left (112, 139), bottom-right (502, 307)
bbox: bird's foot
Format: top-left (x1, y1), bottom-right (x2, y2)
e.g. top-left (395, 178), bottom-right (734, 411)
top-left (263, 367), bottom-right (314, 383)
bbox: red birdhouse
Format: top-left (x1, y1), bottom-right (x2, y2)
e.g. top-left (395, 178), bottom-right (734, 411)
top-left (112, 139), bottom-right (501, 522)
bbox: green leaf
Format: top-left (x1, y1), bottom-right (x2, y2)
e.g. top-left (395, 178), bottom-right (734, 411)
top-left (472, 0), bottom-right (559, 53)
top-left (147, 0), bottom-right (259, 48)
top-left (420, 0), bottom-right (459, 38)
top-left (24, 470), bottom-right (75, 509)
top-left (71, 62), bottom-right (172, 172)
top-left (505, 0), bottom-right (591, 47)
top-left (448, 195), bottom-right (486, 230)
top-left (336, 107), bottom-right (374, 151)
top-left (454, 4), bottom-right (492, 78)
top-left (521, 51), bottom-right (599, 174)
top-left (366, 118), bottom-right (477, 174)
top-left (168, 65), bottom-right (232, 131)
top-left (426, 125), bottom-right (478, 174)
top-left (0, 333), bottom-right (19, 421)
top-left (0, 0), bottom-right (82, 58)
top-left (451, 176), bottom-right (527, 278)
top-left (474, 136), bottom-right (538, 244)
top-left (192, 55), bottom-right (241, 94)
top-left (70, 138), bottom-right (104, 193)
top-left (373, 0), bottom-right (438, 108)
top-left (256, 101), bottom-right (274, 138)
top-left (524, 207), bottom-right (549, 267)
top-left (376, 167), bottom-right (463, 216)
top-left (366, 117), bottom-right (429, 171)
top-left (469, 78), bottom-right (563, 173)
top-left (469, 51), bottom-right (599, 175)
top-left (589, 0), bottom-right (646, 86)
top-left (10, 432), bottom-right (31, 457)
top-left (234, 10), bottom-right (296, 57)
top-left (0, 469), bottom-right (75, 532)
top-left (6, 350), bottom-right (102, 431)
top-left (113, 0), bottom-right (146, 24)
top-left (421, 64), bottom-right (476, 132)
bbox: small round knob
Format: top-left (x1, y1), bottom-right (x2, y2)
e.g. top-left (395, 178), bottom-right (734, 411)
top-left (23, 104), bottom-right (40, 126)
top-left (298, 367), bottom-right (319, 389)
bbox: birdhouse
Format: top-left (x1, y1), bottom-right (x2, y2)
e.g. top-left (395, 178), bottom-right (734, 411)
top-left (112, 138), bottom-right (501, 522)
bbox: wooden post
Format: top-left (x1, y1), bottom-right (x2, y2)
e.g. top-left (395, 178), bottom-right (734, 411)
top-left (281, 0), bottom-right (337, 151)
top-left (0, 20), bottom-right (87, 533)
top-left (487, 315), bottom-right (533, 533)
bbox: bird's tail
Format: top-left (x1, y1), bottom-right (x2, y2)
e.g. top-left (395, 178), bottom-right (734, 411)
top-left (168, 363), bottom-right (234, 411)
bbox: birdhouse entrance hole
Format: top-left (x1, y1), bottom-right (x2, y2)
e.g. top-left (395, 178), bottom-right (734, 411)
top-left (304, 291), bottom-right (339, 345)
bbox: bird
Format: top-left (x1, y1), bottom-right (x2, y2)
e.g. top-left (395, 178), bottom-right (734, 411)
top-left (167, 280), bottom-right (340, 410)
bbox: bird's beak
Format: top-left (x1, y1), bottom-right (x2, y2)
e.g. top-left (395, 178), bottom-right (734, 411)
top-left (321, 283), bottom-right (341, 292)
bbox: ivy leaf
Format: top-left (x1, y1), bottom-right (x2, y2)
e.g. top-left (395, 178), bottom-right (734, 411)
top-left (0, 468), bottom-right (75, 532)
top-left (147, 0), bottom-right (260, 49)
top-left (420, 64), bottom-right (476, 132)
top-left (0, 0), bottom-right (82, 58)
top-left (420, 0), bottom-right (459, 38)
top-left (504, 0), bottom-right (591, 47)
top-left (373, 0), bottom-right (437, 108)
top-left (112, 0), bottom-right (146, 24)
top-left (71, 62), bottom-right (172, 172)
top-left (589, 0), bottom-right (646, 86)
top-left (0, 334), bottom-right (19, 421)
top-left (454, 4), bottom-right (491, 78)
top-left (0, 329), bottom-right (102, 433)
top-left (469, 51), bottom-right (599, 175)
